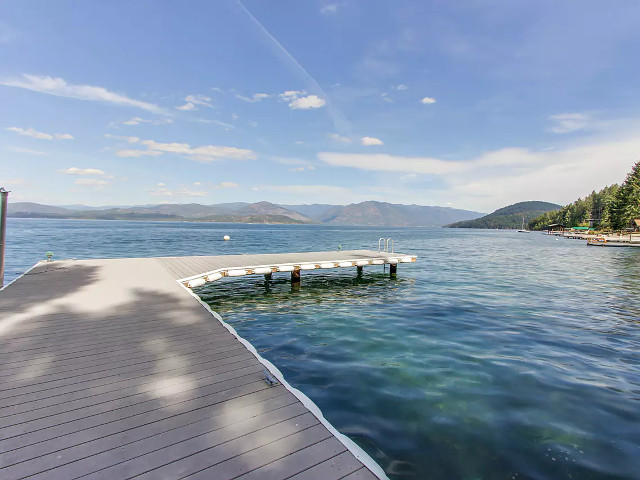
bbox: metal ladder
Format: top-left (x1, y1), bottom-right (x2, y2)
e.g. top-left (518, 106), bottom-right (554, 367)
top-left (378, 237), bottom-right (394, 253)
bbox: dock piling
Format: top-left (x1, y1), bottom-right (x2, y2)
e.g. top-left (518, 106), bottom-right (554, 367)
top-left (0, 187), bottom-right (8, 287)
top-left (390, 263), bottom-right (397, 278)
top-left (357, 265), bottom-right (363, 277)
top-left (291, 269), bottom-right (301, 290)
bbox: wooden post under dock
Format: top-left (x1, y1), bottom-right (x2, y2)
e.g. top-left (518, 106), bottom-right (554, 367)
top-left (0, 249), bottom-right (416, 479)
top-left (291, 269), bottom-right (301, 290)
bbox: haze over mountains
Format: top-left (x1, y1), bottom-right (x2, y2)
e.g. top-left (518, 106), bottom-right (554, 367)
top-left (8, 200), bottom-right (484, 227)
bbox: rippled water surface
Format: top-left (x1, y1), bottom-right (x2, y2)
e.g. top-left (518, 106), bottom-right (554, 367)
top-left (6, 219), bottom-right (640, 479)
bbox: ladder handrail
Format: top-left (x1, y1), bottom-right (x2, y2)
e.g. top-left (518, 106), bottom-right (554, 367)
top-left (378, 237), bottom-right (394, 253)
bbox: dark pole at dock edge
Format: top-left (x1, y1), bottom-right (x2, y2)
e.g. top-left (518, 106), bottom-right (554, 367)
top-left (0, 188), bottom-right (9, 288)
top-left (389, 263), bottom-right (397, 279)
top-left (291, 269), bottom-right (301, 291)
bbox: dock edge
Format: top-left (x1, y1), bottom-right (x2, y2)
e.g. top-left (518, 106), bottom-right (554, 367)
top-left (180, 283), bottom-right (389, 480)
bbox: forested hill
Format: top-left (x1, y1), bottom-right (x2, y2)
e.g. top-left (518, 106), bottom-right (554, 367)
top-left (528, 160), bottom-right (640, 231)
top-left (444, 201), bottom-right (561, 229)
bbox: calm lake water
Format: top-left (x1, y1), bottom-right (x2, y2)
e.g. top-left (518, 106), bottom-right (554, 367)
top-left (5, 218), bottom-right (640, 479)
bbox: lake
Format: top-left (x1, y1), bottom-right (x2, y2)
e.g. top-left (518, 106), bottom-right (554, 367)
top-left (4, 218), bottom-right (640, 479)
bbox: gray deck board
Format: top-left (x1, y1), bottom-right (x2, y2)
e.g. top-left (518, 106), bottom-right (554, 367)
top-left (0, 254), bottom-right (385, 479)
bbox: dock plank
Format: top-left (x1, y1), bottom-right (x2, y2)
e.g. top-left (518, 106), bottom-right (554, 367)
top-left (0, 253), bottom-right (387, 479)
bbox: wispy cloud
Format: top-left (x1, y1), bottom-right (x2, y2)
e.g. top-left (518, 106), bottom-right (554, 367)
top-left (320, 3), bottom-right (341, 14)
top-left (176, 94), bottom-right (213, 111)
top-left (176, 102), bottom-right (196, 111)
top-left (329, 133), bottom-right (352, 143)
top-left (6, 126), bottom-right (73, 140)
top-left (0, 74), bottom-right (166, 114)
top-left (149, 186), bottom-right (208, 197)
top-left (420, 96), bottom-right (437, 104)
top-left (319, 127), bottom-right (640, 211)
top-left (318, 152), bottom-right (464, 175)
top-left (111, 136), bottom-right (256, 163)
top-left (237, 93), bottom-right (270, 102)
top-left (74, 178), bottom-right (109, 186)
top-left (361, 136), bottom-right (384, 146)
top-left (9, 146), bottom-right (47, 156)
top-left (60, 167), bottom-right (107, 176)
top-left (213, 181), bottom-right (239, 189)
top-left (122, 117), bottom-right (173, 126)
top-left (104, 134), bottom-right (140, 144)
top-left (185, 94), bottom-right (212, 107)
top-left (394, 84), bottom-right (408, 91)
top-left (549, 113), bottom-right (591, 134)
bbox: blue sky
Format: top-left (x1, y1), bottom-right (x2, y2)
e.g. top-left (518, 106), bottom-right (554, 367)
top-left (2, 0), bottom-right (640, 212)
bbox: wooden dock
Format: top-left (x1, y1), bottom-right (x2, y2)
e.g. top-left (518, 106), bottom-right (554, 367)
top-left (0, 250), bottom-right (414, 479)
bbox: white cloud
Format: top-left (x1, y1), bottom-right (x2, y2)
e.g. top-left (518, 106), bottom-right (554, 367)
top-left (6, 126), bottom-right (73, 140)
top-left (176, 102), bottom-right (195, 111)
top-left (6, 127), bottom-right (51, 140)
top-left (10, 146), bottom-right (47, 155)
top-left (237, 93), bottom-right (270, 103)
top-left (420, 96), bottom-right (437, 104)
top-left (288, 94), bottom-right (326, 110)
top-left (318, 127), bottom-right (640, 211)
top-left (122, 117), bottom-right (173, 126)
top-left (110, 136), bottom-right (256, 163)
top-left (361, 136), bottom-right (384, 146)
top-left (9, 127), bottom-right (51, 140)
top-left (320, 3), bottom-right (340, 14)
top-left (114, 149), bottom-right (163, 157)
top-left (394, 84), bottom-right (408, 91)
top-left (270, 156), bottom-right (312, 167)
top-left (149, 186), bottom-right (207, 197)
top-left (123, 117), bottom-right (144, 125)
top-left (60, 167), bottom-right (107, 176)
top-left (329, 133), bottom-right (352, 144)
top-left (279, 90), bottom-right (306, 102)
top-left (549, 113), bottom-right (591, 134)
top-left (213, 181), bottom-right (239, 189)
top-left (289, 166), bottom-right (316, 172)
top-left (185, 94), bottom-right (212, 107)
top-left (74, 178), bottom-right (108, 186)
top-left (318, 152), bottom-right (464, 175)
top-left (0, 74), bottom-right (165, 114)
top-left (104, 134), bottom-right (140, 144)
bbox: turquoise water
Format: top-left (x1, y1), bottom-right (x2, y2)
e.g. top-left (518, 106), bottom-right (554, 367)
top-left (5, 219), bottom-right (640, 479)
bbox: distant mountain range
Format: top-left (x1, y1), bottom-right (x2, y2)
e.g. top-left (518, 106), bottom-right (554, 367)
top-left (444, 201), bottom-right (561, 229)
top-left (8, 200), bottom-right (484, 227)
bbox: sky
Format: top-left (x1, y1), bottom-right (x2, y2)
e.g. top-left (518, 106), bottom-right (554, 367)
top-left (2, 0), bottom-right (640, 212)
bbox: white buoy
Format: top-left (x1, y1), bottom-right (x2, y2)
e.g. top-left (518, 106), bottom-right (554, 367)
top-left (227, 269), bottom-right (247, 277)
top-left (253, 267), bottom-right (272, 275)
top-left (186, 278), bottom-right (206, 288)
top-left (223, 235), bottom-right (230, 241)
